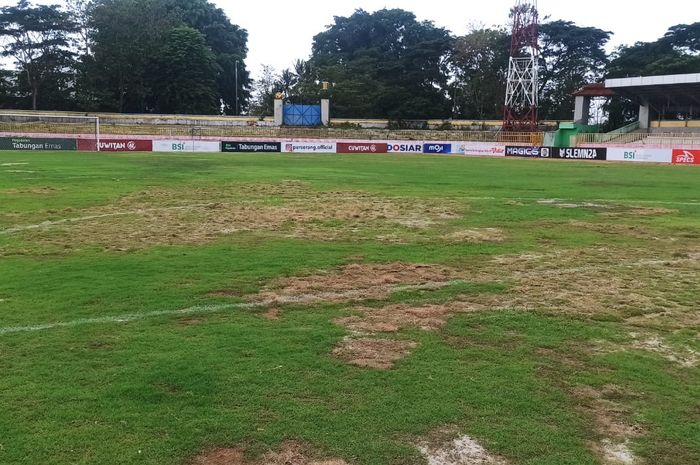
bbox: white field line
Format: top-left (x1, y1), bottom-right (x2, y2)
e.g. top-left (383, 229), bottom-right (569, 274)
top-left (0, 281), bottom-right (462, 336)
top-left (0, 203), bottom-right (216, 235)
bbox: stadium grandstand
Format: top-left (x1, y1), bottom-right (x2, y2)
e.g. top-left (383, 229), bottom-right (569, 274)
top-left (575, 72), bottom-right (700, 148)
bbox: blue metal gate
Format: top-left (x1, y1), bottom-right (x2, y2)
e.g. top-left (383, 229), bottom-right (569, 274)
top-left (283, 104), bottom-right (321, 126)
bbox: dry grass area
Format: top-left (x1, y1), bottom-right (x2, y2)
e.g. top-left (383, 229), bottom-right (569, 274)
top-left (4, 183), bottom-right (473, 249)
top-left (249, 262), bottom-right (463, 306)
top-left (572, 385), bottom-right (643, 465)
top-left (191, 442), bottom-right (349, 465)
top-left (332, 337), bottom-right (418, 369)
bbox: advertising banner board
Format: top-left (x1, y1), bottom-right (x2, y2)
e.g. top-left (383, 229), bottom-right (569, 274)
top-left (0, 137), bottom-right (76, 151)
top-left (552, 147), bottom-right (607, 160)
top-left (152, 140), bottom-right (220, 152)
top-left (505, 146), bottom-right (606, 160)
top-left (221, 141), bottom-right (281, 153)
top-left (337, 142), bottom-right (388, 154)
top-left (281, 141), bottom-right (336, 153)
top-left (672, 149), bottom-right (700, 165)
top-left (607, 148), bottom-right (671, 163)
top-left (423, 143), bottom-right (452, 154)
top-left (386, 141), bottom-right (424, 153)
top-left (461, 143), bottom-right (506, 156)
top-left (505, 146), bottom-right (551, 158)
top-left (77, 139), bottom-right (152, 152)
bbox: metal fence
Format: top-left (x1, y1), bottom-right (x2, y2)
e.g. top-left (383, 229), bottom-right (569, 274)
top-left (0, 117), bottom-right (543, 144)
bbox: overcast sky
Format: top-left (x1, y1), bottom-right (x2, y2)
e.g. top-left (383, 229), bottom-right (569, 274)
top-left (1, 0), bottom-right (697, 79)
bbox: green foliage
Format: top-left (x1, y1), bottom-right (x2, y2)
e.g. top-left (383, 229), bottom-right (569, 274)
top-left (307, 8), bottom-right (453, 119)
top-left (0, 0), bottom-right (77, 110)
top-left (449, 27), bottom-right (510, 119)
top-left (538, 21), bottom-right (611, 120)
top-left (152, 27), bottom-right (219, 114)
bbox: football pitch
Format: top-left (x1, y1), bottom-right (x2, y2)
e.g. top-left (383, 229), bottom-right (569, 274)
top-left (0, 151), bottom-right (698, 465)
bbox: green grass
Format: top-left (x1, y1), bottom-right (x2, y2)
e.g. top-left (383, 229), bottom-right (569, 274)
top-left (0, 152), bottom-right (698, 465)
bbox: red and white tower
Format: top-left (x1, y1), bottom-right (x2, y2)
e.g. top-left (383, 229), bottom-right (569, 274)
top-left (503, 0), bottom-right (540, 132)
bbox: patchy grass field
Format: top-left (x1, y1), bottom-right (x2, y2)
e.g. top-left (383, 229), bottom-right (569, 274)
top-left (0, 151), bottom-right (698, 465)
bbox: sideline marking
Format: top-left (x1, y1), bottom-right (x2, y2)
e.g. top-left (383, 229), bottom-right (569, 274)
top-left (0, 281), bottom-right (462, 336)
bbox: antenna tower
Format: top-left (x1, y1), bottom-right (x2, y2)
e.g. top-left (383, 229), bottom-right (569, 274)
top-left (503, 0), bottom-right (539, 132)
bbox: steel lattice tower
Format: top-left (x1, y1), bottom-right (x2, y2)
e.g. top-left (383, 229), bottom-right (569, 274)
top-left (503, 0), bottom-right (539, 132)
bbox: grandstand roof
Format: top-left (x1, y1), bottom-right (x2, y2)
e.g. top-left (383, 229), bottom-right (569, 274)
top-left (605, 73), bottom-right (700, 108)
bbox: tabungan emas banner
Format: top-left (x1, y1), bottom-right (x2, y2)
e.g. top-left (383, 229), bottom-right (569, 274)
top-left (0, 137), bottom-right (76, 151)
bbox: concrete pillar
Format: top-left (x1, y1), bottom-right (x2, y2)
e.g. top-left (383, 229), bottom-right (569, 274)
top-left (321, 99), bottom-right (330, 126)
top-left (273, 97), bottom-right (284, 126)
top-left (573, 95), bottom-right (591, 125)
top-left (638, 101), bottom-right (651, 129)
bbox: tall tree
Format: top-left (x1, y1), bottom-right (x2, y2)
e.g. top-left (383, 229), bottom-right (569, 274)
top-left (449, 27), bottom-right (510, 119)
top-left (0, 0), bottom-right (77, 110)
top-left (166, 0), bottom-right (251, 114)
top-left (88, 0), bottom-right (179, 112)
top-left (152, 26), bottom-right (219, 114)
top-left (538, 20), bottom-right (611, 120)
top-left (308, 8), bottom-right (453, 119)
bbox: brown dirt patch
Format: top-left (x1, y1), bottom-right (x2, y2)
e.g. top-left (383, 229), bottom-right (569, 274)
top-left (334, 302), bottom-right (479, 333)
top-left (191, 442), bottom-right (349, 465)
top-left (7, 183), bottom-right (462, 249)
top-left (332, 337), bottom-right (417, 369)
top-left (250, 262), bottom-right (462, 306)
top-left (262, 308), bottom-right (281, 321)
top-left (442, 228), bottom-right (505, 243)
top-left (191, 447), bottom-right (245, 465)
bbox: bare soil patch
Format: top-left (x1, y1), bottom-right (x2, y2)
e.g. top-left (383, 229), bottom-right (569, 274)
top-left (417, 433), bottom-right (509, 465)
top-left (191, 442), bottom-right (349, 465)
top-left (332, 337), bottom-right (417, 369)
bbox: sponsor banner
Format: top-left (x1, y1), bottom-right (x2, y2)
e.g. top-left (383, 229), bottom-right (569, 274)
top-left (77, 139), bottom-right (153, 152)
top-left (152, 140), bottom-right (220, 152)
top-left (337, 142), bottom-right (388, 154)
top-left (222, 141), bottom-right (281, 153)
top-left (672, 149), bottom-right (700, 165)
top-left (282, 141), bottom-right (336, 153)
top-left (461, 142), bottom-right (506, 157)
top-left (386, 141), bottom-right (424, 153)
top-left (505, 146), bottom-right (551, 158)
top-left (423, 143), bottom-right (452, 154)
top-left (0, 137), bottom-right (76, 151)
top-left (552, 147), bottom-right (607, 160)
top-left (608, 148), bottom-right (671, 163)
